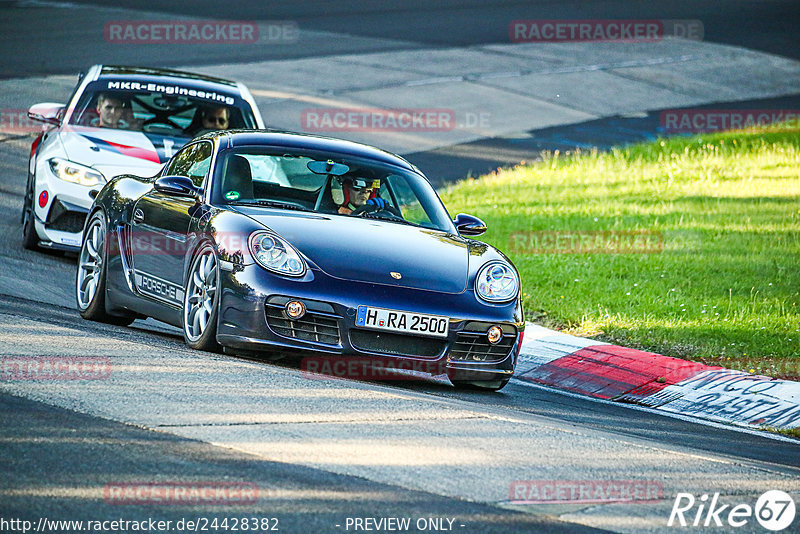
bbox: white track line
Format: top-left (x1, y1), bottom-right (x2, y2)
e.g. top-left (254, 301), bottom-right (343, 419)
top-left (512, 378), bottom-right (800, 445)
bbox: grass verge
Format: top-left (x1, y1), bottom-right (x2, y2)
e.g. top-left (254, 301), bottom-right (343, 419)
top-left (440, 125), bottom-right (800, 379)
top-left (774, 427), bottom-right (800, 439)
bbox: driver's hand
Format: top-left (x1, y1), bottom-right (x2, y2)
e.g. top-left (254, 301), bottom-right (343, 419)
top-left (367, 197), bottom-right (389, 209)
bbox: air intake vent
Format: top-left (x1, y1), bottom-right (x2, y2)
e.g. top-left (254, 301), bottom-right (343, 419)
top-left (265, 298), bottom-right (341, 346)
top-left (449, 324), bottom-right (516, 362)
top-left (349, 329), bottom-right (447, 358)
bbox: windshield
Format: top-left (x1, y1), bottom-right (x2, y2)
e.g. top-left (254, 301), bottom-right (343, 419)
top-left (68, 80), bottom-right (257, 137)
top-left (212, 149), bottom-right (455, 232)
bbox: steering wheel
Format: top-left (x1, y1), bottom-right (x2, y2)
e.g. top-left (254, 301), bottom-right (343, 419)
top-left (351, 204), bottom-right (404, 219)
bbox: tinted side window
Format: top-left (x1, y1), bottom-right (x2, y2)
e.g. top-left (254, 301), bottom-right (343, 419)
top-left (166, 142), bottom-right (213, 187)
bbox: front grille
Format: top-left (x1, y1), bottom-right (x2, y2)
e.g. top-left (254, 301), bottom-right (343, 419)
top-left (265, 302), bottom-right (341, 346)
top-left (449, 327), bottom-right (516, 363)
top-left (349, 329), bottom-right (447, 358)
top-left (47, 211), bottom-right (86, 233)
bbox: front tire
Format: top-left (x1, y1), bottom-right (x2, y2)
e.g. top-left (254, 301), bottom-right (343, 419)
top-left (76, 211), bottom-right (134, 326)
top-left (183, 243), bottom-right (221, 352)
top-left (21, 194), bottom-right (40, 251)
top-left (451, 377), bottom-right (510, 391)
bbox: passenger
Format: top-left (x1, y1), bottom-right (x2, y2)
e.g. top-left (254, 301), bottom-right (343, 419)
top-left (186, 105), bottom-right (231, 136)
top-left (201, 105), bottom-right (231, 131)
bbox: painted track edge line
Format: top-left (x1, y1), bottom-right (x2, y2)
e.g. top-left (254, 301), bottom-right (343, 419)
top-left (519, 321), bottom-right (800, 431)
top-left (512, 378), bottom-right (799, 445)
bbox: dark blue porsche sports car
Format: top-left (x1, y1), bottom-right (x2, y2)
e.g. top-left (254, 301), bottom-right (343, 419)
top-left (76, 130), bottom-right (523, 390)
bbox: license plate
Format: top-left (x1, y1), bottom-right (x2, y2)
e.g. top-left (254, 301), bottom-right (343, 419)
top-left (355, 305), bottom-right (449, 338)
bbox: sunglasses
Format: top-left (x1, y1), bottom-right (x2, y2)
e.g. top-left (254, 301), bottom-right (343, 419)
top-left (348, 178), bottom-right (379, 191)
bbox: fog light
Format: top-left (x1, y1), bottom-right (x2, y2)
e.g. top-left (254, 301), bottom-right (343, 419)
top-left (285, 300), bottom-right (306, 319)
top-left (487, 326), bottom-right (503, 344)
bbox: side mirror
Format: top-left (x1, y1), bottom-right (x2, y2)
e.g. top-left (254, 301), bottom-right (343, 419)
top-left (28, 102), bottom-right (64, 126)
top-left (453, 213), bottom-right (487, 236)
top-left (155, 175), bottom-right (202, 201)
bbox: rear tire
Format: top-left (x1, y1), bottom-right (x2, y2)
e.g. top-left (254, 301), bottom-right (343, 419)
top-left (183, 243), bottom-right (221, 352)
top-left (76, 211), bottom-right (135, 326)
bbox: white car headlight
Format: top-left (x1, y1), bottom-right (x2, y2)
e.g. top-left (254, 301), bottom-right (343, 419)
top-left (48, 158), bottom-right (105, 186)
top-left (475, 262), bottom-right (519, 303)
top-left (248, 231), bottom-right (306, 277)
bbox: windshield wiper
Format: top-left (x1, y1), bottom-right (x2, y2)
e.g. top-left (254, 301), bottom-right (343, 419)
top-left (361, 212), bottom-right (418, 227)
top-left (231, 200), bottom-right (311, 212)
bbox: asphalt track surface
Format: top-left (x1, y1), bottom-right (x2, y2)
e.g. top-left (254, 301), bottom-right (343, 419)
top-left (2, 0), bottom-right (799, 79)
top-left (1, 393), bottom-right (596, 534)
top-left (2, 2), bottom-right (800, 533)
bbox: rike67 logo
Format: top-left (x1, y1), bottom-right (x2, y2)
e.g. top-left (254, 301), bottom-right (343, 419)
top-left (668, 490), bottom-right (796, 531)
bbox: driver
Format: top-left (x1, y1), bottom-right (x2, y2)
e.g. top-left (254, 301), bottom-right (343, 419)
top-left (337, 176), bottom-right (388, 215)
top-left (95, 93), bottom-right (141, 130)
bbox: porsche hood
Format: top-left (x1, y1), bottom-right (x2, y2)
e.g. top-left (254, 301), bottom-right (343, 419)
top-left (240, 210), bottom-right (470, 294)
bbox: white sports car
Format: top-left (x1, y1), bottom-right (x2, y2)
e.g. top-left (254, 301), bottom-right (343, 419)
top-left (23, 64), bottom-right (265, 251)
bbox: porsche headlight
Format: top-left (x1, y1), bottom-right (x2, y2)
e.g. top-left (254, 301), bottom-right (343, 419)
top-left (48, 158), bottom-right (105, 186)
top-left (475, 262), bottom-right (519, 302)
top-left (249, 231), bottom-right (306, 277)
